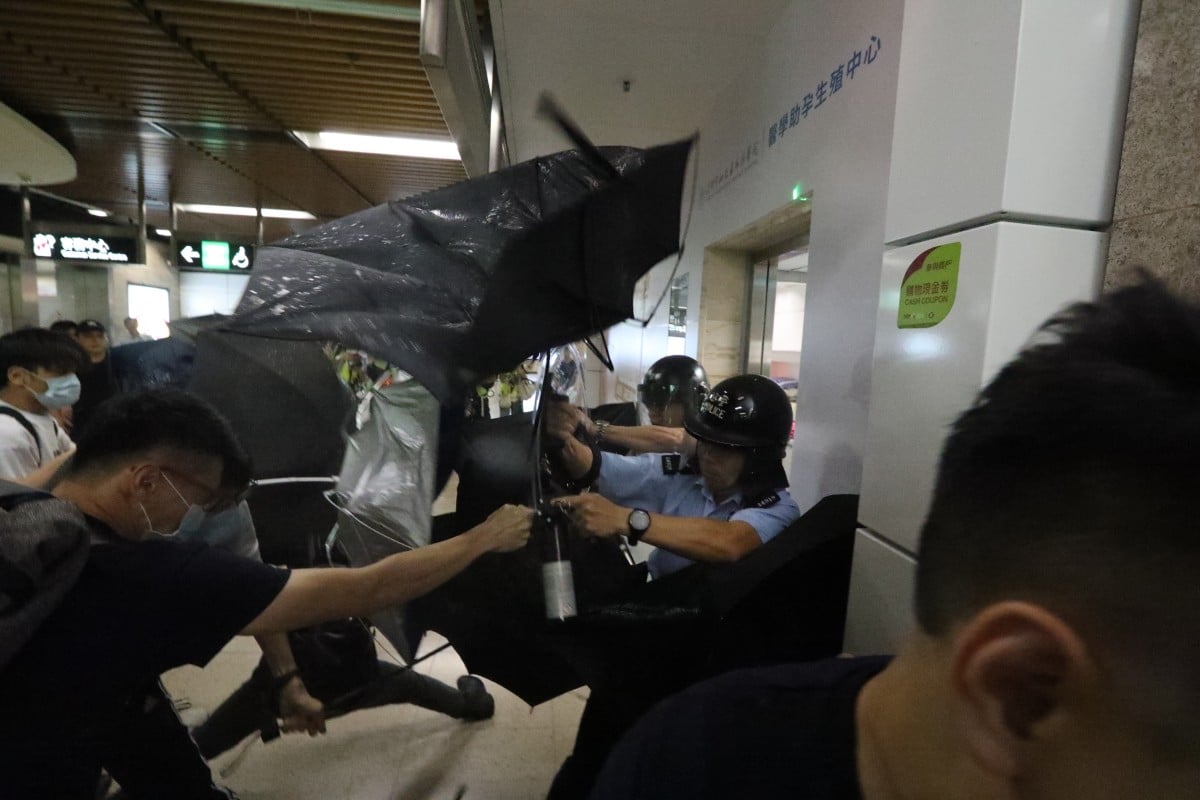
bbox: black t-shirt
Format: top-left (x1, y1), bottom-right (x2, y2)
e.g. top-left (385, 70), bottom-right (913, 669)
top-left (73, 355), bottom-right (118, 436)
top-left (0, 517), bottom-right (290, 799)
top-left (589, 655), bottom-right (892, 800)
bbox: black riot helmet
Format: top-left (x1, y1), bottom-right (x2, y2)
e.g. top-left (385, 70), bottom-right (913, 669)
top-left (637, 356), bottom-right (709, 425)
top-left (685, 374), bottom-right (792, 451)
top-left (685, 374), bottom-right (793, 491)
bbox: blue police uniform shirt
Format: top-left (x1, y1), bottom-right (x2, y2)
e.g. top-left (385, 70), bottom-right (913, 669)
top-left (597, 452), bottom-right (800, 579)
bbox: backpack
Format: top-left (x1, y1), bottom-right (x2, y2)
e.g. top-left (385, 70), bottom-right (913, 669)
top-left (0, 479), bottom-right (90, 672)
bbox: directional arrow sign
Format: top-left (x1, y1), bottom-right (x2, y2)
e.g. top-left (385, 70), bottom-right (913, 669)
top-left (176, 239), bottom-right (254, 271)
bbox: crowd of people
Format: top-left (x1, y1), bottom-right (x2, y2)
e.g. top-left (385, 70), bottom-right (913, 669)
top-left (3, 277), bottom-right (1200, 800)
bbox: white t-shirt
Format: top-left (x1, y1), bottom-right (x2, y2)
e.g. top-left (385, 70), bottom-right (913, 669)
top-left (0, 400), bottom-right (75, 480)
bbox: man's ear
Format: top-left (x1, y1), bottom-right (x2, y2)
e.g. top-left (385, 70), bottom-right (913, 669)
top-left (127, 463), bottom-right (160, 500)
top-left (7, 365), bottom-right (28, 386)
top-left (950, 602), bottom-right (1093, 779)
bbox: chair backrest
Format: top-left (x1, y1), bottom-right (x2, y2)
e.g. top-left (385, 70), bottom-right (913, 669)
top-left (706, 493), bottom-right (859, 668)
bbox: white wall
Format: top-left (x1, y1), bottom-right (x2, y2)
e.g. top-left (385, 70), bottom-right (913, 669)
top-left (885, 0), bottom-right (1138, 242)
top-left (847, 0), bottom-right (1139, 653)
top-left (179, 271), bottom-right (250, 317)
top-left (611, 0), bottom-right (906, 510)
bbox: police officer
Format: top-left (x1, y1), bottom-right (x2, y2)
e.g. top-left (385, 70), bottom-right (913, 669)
top-left (636, 354), bottom-right (709, 427)
top-left (551, 373), bottom-right (800, 578)
top-left (545, 374), bottom-right (802, 799)
top-left (556, 355), bottom-right (710, 457)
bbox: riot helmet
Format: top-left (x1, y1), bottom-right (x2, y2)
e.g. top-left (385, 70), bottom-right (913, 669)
top-left (685, 374), bottom-right (793, 491)
top-left (637, 356), bottom-right (709, 427)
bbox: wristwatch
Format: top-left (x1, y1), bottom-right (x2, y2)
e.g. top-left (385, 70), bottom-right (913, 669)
top-left (626, 508), bottom-right (651, 545)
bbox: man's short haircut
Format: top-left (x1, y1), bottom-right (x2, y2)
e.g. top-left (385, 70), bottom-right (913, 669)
top-left (70, 389), bottom-right (251, 490)
top-left (49, 320), bottom-right (77, 335)
top-left (0, 328), bottom-right (89, 388)
top-left (914, 275), bottom-right (1200, 756)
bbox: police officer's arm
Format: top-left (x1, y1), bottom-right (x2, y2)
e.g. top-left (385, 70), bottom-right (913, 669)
top-left (547, 398), bottom-right (693, 456)
top-left (556, 492), bottom-right (761, 563)
top-left (591, 422), bottom-right (695, 456)
top-left (545, 400), bottom-right (596, 479)
top-left (241, 504), bottom-right (533, 636)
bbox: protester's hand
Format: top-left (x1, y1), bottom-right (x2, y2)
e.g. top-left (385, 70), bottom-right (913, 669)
top-left (278, 677), bottom-right (327, 737)
top-left (544, 399), bottom-right (589, 445)
top-left (481, 503), bottom-right (534, 552)
top-left (555, 493), bottom-right (628, 538)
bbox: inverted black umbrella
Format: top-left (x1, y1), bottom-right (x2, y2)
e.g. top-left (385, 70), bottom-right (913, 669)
top-left (225, 136), bottom-right (694, 404)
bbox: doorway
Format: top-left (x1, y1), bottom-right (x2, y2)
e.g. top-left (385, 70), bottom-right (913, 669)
top-left (744, 248), bottom-right (807, 383)
top-left (744, 248), bottom-right (806, 476)
top-left (696, 199), bottom-right (811, 479)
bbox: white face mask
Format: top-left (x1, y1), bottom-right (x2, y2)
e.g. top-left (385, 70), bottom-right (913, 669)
top-left (28, 373), bottom-right (81, 409)
top-left (140, 472), bottom-right (207, 539)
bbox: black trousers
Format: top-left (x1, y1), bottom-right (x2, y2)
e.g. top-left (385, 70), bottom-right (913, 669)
top-left (193, 657), bottom-right (484, 759)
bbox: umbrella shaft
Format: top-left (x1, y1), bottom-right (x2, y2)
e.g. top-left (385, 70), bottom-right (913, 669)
top-left (542, 559), bottom-right (577, 621)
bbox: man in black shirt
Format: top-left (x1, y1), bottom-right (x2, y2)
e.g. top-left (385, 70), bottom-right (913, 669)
top-left (72, 318), bottom-right (118, 436)
top-left (593, 657), bottom-right (889, 799)
top-left (594, 279), bottom-right (1200, 800)
top-left (0, 389), bottom-right (532, 800)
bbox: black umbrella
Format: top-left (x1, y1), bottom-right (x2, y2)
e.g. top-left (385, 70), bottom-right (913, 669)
top-left (110, 338), bottom-right (197, 393)
top-left (167, 313), bottom-right (229, 345)
top-left (224, 136), bottom-right (694, 404)
top-left (406, 412), bottom-right (647, 706)
top-left (187, 330), bottom-right (353, 480)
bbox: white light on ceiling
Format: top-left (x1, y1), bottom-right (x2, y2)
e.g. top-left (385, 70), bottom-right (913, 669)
top-left (155, 228), bottom-right (172, 237)
top-left (293, 130), bottom-right (460, 161)
top-left (175, 203), bottom-right (316, 220)
top-left (87, 208), bottom-right (110, 217)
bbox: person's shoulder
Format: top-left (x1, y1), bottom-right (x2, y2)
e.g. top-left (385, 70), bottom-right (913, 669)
top-left (0, 411), bottom-right (30, 438)
top-left (594, 657), bottom-right (890, 800)
top-left (679, 655), bottom-right (891, 704)
top-left (774, 487), bottom-right (801, 512)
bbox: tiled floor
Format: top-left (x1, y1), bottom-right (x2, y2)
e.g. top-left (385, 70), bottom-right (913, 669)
top-left (163, 631), bottom-right (585, 800)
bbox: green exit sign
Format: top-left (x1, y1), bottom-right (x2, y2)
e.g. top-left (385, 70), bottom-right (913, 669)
top-left (201, 240), bottom-right (231, 270)
top-left (176, 239), bottom-right (254, 271)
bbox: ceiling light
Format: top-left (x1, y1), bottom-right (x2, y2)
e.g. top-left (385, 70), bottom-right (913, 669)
top-left (175, 203), bottom-right (316, 220)
top-left (155, 228), bottom-right (172, 237)
top-left (87, 208), bottom-right (110, 217)
top-left (293, 130), bottom-right (460, 161)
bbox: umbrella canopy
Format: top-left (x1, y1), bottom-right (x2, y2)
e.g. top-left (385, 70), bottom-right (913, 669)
top-left (110, 337), bottom-right (197, 393)
top-left (225, 138), bottom-right (694, 403)
top-left (167, 313), bottom-right (229, 345)
top-left (187, 330), bottom-right (353, 479)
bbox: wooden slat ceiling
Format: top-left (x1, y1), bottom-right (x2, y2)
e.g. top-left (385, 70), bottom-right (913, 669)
top-left (0, 0), bottom-right (471, 239)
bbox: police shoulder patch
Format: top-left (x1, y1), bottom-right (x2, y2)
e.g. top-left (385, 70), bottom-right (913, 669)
top-left (752, 492), bottom-right (780, 509)
top-left (661, 454), bottom-right (682, 475)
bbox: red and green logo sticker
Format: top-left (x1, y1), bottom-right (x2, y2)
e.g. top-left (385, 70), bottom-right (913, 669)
top-left (898, 242), bottom-right (960, 329)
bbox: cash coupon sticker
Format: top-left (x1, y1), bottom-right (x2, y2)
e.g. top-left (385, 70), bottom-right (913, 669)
top-left (898, 242), bottom-right (960, 329)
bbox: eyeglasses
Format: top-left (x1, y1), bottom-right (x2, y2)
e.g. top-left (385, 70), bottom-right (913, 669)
top-left (158, 466), bottom-right (247, 512)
